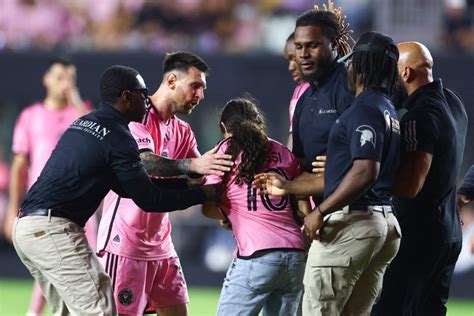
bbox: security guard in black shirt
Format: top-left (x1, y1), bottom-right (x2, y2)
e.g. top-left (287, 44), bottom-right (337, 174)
top-left (302, 31), bottom-right (402, 315)
top-left (373, 42), bottom-right (468, 316)
top-left (12, 65), bottom-right (216, 315)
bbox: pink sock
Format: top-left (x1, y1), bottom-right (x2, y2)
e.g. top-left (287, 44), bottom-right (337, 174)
top-left (28, 281), bottom-right (45, 315)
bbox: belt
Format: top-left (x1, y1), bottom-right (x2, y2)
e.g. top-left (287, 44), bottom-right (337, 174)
top-left (340, 204), bottom-right (393, 217)
top-left (17, 209), bottom-right (71, 220)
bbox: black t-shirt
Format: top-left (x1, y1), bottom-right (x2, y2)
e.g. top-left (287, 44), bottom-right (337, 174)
top-left (292, 61), bottom-right (354, 170)
top-left (21, 103), bottom-right (205, 227)
top-left (393, 79), bottom-right (468, 244)
top-left (324, 89), bottom-right (400, 205)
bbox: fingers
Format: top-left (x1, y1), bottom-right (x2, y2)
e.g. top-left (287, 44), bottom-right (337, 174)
top-left (312, 156), bottom-right (326, 174)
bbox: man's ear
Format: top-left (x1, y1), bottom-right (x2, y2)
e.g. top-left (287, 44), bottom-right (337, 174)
top-left (167, 73), bottom-right (177, 90)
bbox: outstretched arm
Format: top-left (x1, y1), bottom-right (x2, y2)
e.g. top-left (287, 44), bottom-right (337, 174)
top-left (141, 147), bottom-right (233, 177)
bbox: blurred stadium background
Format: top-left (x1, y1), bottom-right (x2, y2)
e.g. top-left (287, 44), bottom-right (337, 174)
top-left (0, 0), bottom-right (473, 315)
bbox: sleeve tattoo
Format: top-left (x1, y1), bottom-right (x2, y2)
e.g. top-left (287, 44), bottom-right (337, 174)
top-left (140, 151), bottom-right (191, 177)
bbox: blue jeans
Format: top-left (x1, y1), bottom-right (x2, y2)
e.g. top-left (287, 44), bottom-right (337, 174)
top-left (217, 249), bottom-right (305, 316)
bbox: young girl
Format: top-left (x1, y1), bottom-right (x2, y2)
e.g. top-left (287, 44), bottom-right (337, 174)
top-left (203, 98), bottom-right (310, 315)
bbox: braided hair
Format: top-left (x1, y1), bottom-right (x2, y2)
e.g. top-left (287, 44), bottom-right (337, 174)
top-left (220, 98), bottom-right (268, 185)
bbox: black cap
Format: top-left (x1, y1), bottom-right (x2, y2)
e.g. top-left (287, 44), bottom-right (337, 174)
top-left (338, 31), bottom-right (399, 63)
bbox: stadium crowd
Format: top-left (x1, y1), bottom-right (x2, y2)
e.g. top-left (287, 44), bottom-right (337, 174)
top-left (0, 0), bottom-right (474, 53)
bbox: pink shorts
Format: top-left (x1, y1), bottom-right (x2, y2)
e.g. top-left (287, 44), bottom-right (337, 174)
top-left (98, 252), bottom-right (189, 314)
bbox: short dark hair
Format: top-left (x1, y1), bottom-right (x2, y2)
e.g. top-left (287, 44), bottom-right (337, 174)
top-left (162, 51), bottom-right (209, 75)
top-left (46, 57), bottom-right (74, 71)
top-left (99, 65), bottom-right (142, 104)
top-left (296, 10), bottom-right (340, 41)
top-left (286, 32), bottom-right (295, 42)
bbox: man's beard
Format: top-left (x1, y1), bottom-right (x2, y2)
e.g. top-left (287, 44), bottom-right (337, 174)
top-left (300, 62), bottom-right (331, 84)
top-left (391, 77), bottom-right (408, 110)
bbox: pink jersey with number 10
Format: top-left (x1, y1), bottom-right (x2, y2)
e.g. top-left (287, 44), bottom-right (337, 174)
top-left (206, 138), bottom-right (304, 257)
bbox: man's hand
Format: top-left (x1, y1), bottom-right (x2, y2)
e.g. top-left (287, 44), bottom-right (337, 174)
top-left (4, 205), bottom-right (18, 242)
top-left (304, 208), bottom-right (325, 240)
top-left (252, 172), bottom-right (288, 196)
top-left (65, 85), bottom-right (88, 115)
top-left (312, 155), bottom-right (326, 174)
top-left (189, 148), bottom-right (233, 176)
top-left (458, 194), bottom-right (471, 226)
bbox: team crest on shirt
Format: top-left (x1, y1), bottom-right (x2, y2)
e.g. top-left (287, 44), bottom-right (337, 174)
top-left (356, 125), bottom-right (376, 148)
top-left (118, 288), bottom-right (134, 305)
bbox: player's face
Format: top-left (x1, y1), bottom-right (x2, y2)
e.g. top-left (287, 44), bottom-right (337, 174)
top-left (284, 39), bottom-right (302, 83)
top-left (43, 64), bottom-right (75, 100)
top-left (294, 25), bottom-right (336, 83)
top-left (173, 67), bottom-right (206, 115)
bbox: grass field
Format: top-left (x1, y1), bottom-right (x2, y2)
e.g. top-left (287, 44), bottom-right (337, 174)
top-left (0, 278), bottom-right (473, 315)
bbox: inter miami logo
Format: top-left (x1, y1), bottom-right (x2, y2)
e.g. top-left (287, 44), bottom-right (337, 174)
top-left (118, 288), bottom-right (134, 306)
top-left (356, 125), bottom-right (376, 148)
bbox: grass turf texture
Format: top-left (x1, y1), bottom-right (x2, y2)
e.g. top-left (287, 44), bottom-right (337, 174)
top-left (0, 279), bottom-right (473, 315)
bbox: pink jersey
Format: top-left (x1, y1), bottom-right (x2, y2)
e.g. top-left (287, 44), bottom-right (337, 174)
top-left (206, 138), bottom-right (304, 257)
top-left (97, 106), bottom-right (199, 260)
top-left (12, 103), bottom-right (87, 189)
top-left (288, 82), bottom-right (310, 133)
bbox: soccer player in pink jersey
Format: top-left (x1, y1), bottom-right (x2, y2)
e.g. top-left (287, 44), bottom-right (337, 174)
top-left (203, 98), bottom-right (311, 315)
top-left (284, 32), bottom-right (310, 151)
top-left (4, 58), bottom-right (95, 316)
top-left (97, 52), bottom-right (233, 316)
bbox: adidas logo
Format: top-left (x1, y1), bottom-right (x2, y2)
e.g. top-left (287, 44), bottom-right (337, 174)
top-left (113, 235), bottom-right (120, 243)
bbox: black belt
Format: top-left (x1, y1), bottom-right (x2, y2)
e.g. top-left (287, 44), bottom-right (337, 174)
top-left (17, 209), bottom-right (72, 219)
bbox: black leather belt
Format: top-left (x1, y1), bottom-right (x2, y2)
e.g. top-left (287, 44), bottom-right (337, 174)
top-left (17, 209), bottom-right (71, 219)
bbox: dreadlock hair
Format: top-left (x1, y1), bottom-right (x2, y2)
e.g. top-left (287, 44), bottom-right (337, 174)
top-left (296, 7), bottom-right (354, 56)
top-left (220, 98), bottom-right (268, 185)
top-left (351, 49), bottom-right (399, 97)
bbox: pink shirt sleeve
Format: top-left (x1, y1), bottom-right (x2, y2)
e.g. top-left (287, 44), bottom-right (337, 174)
top-left (12, 108), bottom-right (31, 156)
top-left (128, 122), bottom-right (155, 152)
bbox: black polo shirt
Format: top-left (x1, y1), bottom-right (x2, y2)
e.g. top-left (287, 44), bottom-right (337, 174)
top-left (393, 79), bottom-right (467, 244)
top-left (324, 88), bottom-right (400, 205)
top-left (21, 103), bottom-right (205, 227)
top-left (292, 61), bottom-right (354, 170)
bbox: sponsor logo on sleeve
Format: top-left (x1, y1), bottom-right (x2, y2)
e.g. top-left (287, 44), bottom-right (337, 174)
top-left (356, 125), bottom-right (376, 148)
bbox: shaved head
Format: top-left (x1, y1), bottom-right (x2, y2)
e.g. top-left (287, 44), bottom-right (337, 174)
top-left (397, 41), bottom-right (434, 95)
top-left (397, 41), bottom-right (433, 72)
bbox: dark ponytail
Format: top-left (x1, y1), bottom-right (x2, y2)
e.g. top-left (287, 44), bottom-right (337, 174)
top-left (220, 98), bottom-right (268, 184)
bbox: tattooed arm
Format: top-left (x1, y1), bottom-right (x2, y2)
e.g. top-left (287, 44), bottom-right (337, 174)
top-left (140, 148), bottom-right (233, 177)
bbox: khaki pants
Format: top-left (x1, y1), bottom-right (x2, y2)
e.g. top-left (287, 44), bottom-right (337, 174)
top-left (13, 216), bottom-right (116, 316)
top-left (302, 210), bottom-right (401, 316)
